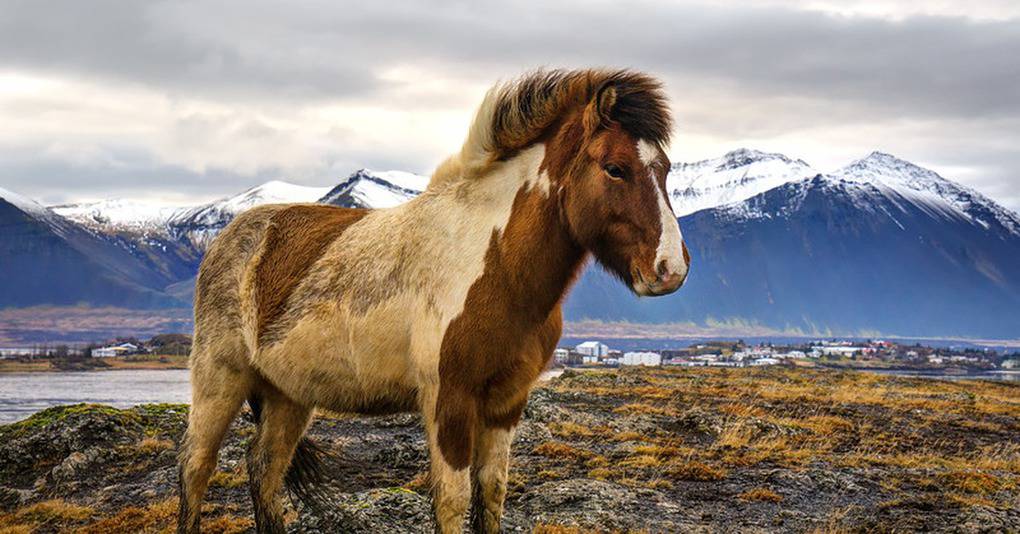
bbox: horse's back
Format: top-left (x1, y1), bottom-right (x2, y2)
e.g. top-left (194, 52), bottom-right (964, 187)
top-left (247, 204), bottom-right (369, 347)
top-left (192, 204), bottom-right (369, 352)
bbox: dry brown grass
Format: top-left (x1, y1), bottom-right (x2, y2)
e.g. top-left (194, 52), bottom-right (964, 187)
top-left (632, 444), bottom-right (691, 458)
top-left (200, 514), bottom-right (255, 534)
top-left (402, 471), bottom-right (430, 493)
top-left (208, 468), bottom-right (247, 489)
top-left (136, 436), bottom-right (174, 455)
top-left (534, 523), bottom-right (648, 534)
top-left (938, 470), bottom-right (1013, 495)
top-left (612, 403), bottom-right (672, 416)
top-left (533, 441), bottom-right (594, 461)
top-left (533, 526), bottom-right (585, 534)
top-left (549, 366), bottom-right (1020, 500)
top-left (666, 460), bottom-right (727, 481)
top-left (0, 499), bottom-right (96, 533)
top-left (549, 421), bottom-right (596, 438)
top-left (610, 431), bottom-right (646, 442)
top-left (619, 455), bottom-right (662, 469)
top-left (738, 487), bottom-right (784, 503)
top-left (75, 498), bottom-right (177, 534)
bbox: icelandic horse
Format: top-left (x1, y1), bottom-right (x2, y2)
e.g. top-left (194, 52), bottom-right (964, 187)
top-left (177, 68), bottom-right (690, 534)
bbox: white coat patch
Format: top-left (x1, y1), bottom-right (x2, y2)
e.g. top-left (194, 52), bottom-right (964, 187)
top-left (638, 140), bottom-right (687, 278)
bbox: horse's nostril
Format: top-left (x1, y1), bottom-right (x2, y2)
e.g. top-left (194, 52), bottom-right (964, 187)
top-left (656, 259), bottom-right (669, 278)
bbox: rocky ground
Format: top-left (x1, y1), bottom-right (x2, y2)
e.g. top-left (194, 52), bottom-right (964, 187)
top-left (1, 367), bottom-right (1018, 533)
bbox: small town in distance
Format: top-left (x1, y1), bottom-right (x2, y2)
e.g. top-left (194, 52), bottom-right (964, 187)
top-left (1, 335), bottom-right (1019, 374)
top-left (557, 339), bottom-right (1020, 372)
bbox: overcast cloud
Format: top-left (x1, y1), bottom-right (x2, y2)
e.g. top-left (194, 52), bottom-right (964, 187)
top-left (1, 0), bottom-right (1018, 210)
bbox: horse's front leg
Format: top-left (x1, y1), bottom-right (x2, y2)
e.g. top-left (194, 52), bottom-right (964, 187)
top-left (422, 382), bottom-right (476, 534)
top-left (470, 423), bottom-right (515, 534)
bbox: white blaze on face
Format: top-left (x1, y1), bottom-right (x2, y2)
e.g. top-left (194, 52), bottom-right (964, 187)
top-left (638, 139), bottom-right (687, 280)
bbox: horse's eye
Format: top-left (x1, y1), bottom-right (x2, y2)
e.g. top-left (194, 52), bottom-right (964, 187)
top-left (604, 164), bottom-right (625, 180)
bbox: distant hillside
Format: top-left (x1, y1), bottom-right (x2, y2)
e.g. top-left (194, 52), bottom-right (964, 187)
top-left (3, 152), bottom-right (1020, 338)
top-left (0, 191), bottom-right (184, 309)
top-left (566, 152), bottom-right (1020, 338)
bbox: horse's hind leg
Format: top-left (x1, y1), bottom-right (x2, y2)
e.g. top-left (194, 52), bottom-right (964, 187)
top-left (247, 386), bottom-right (312, 534)
top-left (177, 342), bottom-right (253, 534)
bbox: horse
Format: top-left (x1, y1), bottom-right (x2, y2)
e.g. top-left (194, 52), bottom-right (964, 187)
top-left (176, 68), bottom-right (690, 534)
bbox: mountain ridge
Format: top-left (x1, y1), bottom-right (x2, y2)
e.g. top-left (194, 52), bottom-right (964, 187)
top-left (4, 151), bottom-right (1019, 338)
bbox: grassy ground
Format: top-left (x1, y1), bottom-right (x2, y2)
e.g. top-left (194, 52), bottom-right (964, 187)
top-left (0, 366), bottom-right (1017, 532)
top-left (535, 367), bottom-right (1020, 510)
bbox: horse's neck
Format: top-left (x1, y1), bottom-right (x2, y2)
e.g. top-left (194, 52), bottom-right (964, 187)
top-left (406, 144), bottom-right (585, 321)
top-left (485, 182), bottom-right (587, 321)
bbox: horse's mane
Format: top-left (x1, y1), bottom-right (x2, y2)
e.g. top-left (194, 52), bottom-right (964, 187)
top-left (430, 69), bottom-right (672, 188)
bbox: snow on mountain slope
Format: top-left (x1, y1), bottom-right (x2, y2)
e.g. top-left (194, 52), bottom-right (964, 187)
top-left (709, 151), bottom-right (1020, 237)
top-left (319, 169), bottom-right (428, 209)
top-left (571, 153), bottom-right (1020, 338)
top-left (168, 180), bottom-right (332, 248)
top-left (1, 187), bottom-right (192, 308)
top-left (174, 180), bottom-right (331, 224)
top-left (667, 148), bottom-right (818, 217)
top-left (52, 199), bottom-right (186, 233)
top-left (366, 170), bottom-right (429, 193)
top-left (834, 152), bottom-right (1020, 236)
top-left (0, 186), bottom-right (57, 220)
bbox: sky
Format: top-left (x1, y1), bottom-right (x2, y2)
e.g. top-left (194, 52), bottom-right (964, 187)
top-left (1, 0), bottom-right (1019, 210)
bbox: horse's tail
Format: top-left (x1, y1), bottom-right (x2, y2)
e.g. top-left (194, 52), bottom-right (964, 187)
top-left (246, 395), bottom-right (333, 513)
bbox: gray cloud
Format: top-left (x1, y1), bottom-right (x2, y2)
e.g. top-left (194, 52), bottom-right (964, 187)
top-left (0, 0), bottom-right (1018, 209)
top-left (4, 1), bottom-right (1018, 116)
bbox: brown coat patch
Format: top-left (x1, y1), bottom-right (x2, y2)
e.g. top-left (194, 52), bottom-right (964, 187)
top-left (253, 205), bottom-right (368, 347)
top-left (436, 185), bottom-right (586, 469)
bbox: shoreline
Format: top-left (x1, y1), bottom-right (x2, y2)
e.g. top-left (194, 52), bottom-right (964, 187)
top-left (4, 357), bottom-right (1014, 377)
top-left (0, 354), bottom-right (188, 373)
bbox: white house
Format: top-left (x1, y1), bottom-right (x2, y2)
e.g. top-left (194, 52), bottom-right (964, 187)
top-left (0, 347), bottom-right (44, 359)
top-left (621, 351), bottom-right (662, 366)
top-left (93, 343), bottom-right (140, 358)
top-left (816, 346), bottom-right (862, 357)
top-left (576, 341), bottom-right (609, 358)
top-left (750, 357), bottom-right (780, 366)
top-left (553, 348), bottom-right (570, 363)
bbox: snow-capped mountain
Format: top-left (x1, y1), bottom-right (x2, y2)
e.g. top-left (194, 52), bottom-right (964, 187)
top-left (319, 169), bottom-right (428, 208)
top-left (52, 199), bottom-right (185, 233)
top-left (568, 152), bottom-right (1020, 338)
top-left (0, 171), bottom-right (423, 309)
top-left (667, 148), bottom-right (818, 216)
top-left (166, 172), bottom-right (425, 249)
top-left (833, 152), bottom-right (1020, 236)
top-left (4, 151), bottom-right (1020, 337)
top-left (0, 186), bottom-right (55, 220)
top-left (0, 189), bottom-right (189, 309)
top-left (167, 180), bottom-right (332, 249)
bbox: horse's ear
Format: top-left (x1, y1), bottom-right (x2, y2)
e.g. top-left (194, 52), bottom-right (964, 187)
top-left (584, 82), bottom-right (617, 136)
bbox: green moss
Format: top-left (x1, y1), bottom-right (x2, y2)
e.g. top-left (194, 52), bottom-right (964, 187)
top-left (134, 403), bottom-right (189, 435)
top-left (135, 403), bottom-right (188, 418)
top-left (0, 403), bottom-right (141, 438)
top-left (381, 487), bottom-right (417, 495)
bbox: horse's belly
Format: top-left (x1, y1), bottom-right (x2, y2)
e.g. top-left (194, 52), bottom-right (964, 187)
top-left (251, 303), bottom-right (421, 413)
